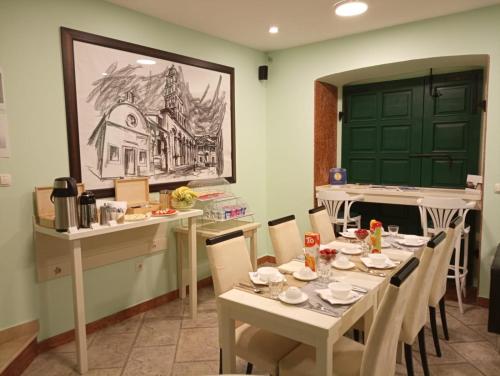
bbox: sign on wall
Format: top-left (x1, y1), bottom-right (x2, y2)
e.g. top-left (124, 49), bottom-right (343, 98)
top-left (61, 28), bottom-right (235, 198)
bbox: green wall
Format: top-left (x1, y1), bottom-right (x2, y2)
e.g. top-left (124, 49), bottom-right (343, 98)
top-left (266, 5), bottom-right (500, 298)
top-left (0, 0), bottom-right (267, 339)
top-left (2, 0), bottom-right (500, 341)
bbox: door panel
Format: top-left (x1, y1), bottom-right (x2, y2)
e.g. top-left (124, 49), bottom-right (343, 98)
top-left (343, 70), bottom-right (482, 188)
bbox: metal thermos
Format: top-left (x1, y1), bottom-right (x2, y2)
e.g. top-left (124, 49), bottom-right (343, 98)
top-left (51, 177), bottom-right (78, 232)
top-left (79, 191), bottom-right (97, 228)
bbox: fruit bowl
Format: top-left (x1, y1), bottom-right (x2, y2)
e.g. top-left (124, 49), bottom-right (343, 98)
top-left (171, 199), bottom-right (195, 210)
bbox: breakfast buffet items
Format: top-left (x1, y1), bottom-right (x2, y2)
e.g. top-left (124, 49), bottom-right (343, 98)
top-left (114, 177), bottom-right (160, 214)
top-left (78, 191), bottom-right (98, 228)
top-left (304, 232), bottom-right (320, 271)
top-left (171, 186), bottom-right (198, 210)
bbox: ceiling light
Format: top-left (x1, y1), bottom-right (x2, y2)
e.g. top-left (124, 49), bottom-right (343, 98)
top-left (136, 58), bottom-right (156, 65)
top-left (102, 72), bottom-right (108, 76)
top-left (334, 0), bottom-right (368, 17)
top-left (269, 26), bottom-right (279, 34)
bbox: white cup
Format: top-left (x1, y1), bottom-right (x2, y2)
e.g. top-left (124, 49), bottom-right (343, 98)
top-left (336, 255), bottom-right (350, 266)
top-left (328, 282), bottom-right (352, 300)
top-left (368, 253), bottom-right (387, 268)
top-left (258, 267), bottom-right (278, 283)
top-left (299, 266), bottom-right (313, 278)
top-left (285, 286), bottom-right (302, 300)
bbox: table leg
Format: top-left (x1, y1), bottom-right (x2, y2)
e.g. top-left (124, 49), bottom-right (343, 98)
top-left (249, 231), bottom-right (258, 271)
top-left (176, 233), bottom-right (186, 299)
top-left (220, 304), bottom-right (236, 374)
top-left (316, 337), bottom-right (333, 376)
top-left (71, 239), bottom-right (88, 374)
top-left (188, 217), bottom-right (197, 319)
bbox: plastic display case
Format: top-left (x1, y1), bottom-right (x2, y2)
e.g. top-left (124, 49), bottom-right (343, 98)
top-left (186, 178), bottom-right (254, 225)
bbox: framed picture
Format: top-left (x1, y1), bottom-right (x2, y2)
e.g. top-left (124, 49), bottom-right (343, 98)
top-left (61, 27), bottom-right (235, 198)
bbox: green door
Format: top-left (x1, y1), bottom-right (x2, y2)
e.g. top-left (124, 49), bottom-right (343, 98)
top-left (342, 70), bottom-right (483, 188)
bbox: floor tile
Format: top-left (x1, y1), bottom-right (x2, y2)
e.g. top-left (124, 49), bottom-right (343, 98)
top-left (84, 369), bottom-right (122, 376)
top-left (447, 304), bottom-right (489, 326)
top-left (51, 333), bottom-right (96, 353)
top-left (134, 318), bottom-right (181, 347)
top-left (87, 332), bottom-right (136, 369)
top-left (428, 363), bottom-right (485, 375)
top-left (175, 327), bottom-right (219, 362)
top-left (451, 341), bottom-right (500, 375)
top-left (412, 332), bottom-right (465, 365)
top-left (171, 360), bottom-right (219, 375)
top-left (181, 311), bottom-right (218, 329)
top-left (22, 351), bottom-right (77, 376)
top-left (427, 315), bottom-right (483, 343)
top-left (122, 345), bottom-right (175, 376)
top-left (468, 324), bottom-right (500, 346)
top-left (100, 313), bottom-right (143, 335)
top-left (144, 299), bottom-right (184, 319)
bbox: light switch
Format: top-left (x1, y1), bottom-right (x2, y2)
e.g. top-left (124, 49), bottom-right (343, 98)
top-left (0, 174), bottom-right (11, 187)
top-left (495, 183), bottom-right (500, 193)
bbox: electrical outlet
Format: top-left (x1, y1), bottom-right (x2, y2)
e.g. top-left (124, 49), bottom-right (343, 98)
top-left (135, 262), bottom-right (144, 272)
top-left (495, 183), bottom-right (500, 193)
top-left (152, 238), bottom-right (167, 251)
top-left (0, 174), bottom-right (12, 187)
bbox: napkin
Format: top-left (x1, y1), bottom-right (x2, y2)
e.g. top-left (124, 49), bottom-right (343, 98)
top-left (360, 256), bottom-right (396, 269)
top-left (249, 271), bottom-right (286, 285)
top-left (278, 260), bottom-right (304, 274)
top-left (315, 289), bottom-right (362, 305)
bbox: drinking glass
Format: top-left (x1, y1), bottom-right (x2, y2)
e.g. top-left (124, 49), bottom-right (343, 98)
top-left (388, 225), bottom-right (399, 241)
top-left (269, 275), bottom-right (284, 299)
top-left (317, 258), bottom-right (331, 284)
top-left (355, 229), bottom-right (369, 256)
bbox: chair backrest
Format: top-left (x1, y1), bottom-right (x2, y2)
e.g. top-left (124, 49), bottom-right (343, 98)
top-left (360, 257), bottom-right (420, 376)
top-left (429, 216), bottom-right (464, 307)
top-left (316, 190), bottom-right (363, 232)
top-left (400, 231), bottom-right (447, 344)
top-left (308, 206), bottom-right (336, 244)
top-left (268, 215), bottom-right (303, 265)
top-left (206, 230), bottom-right (253, 297)
top-left (418, 196), bottom-right (472, 236)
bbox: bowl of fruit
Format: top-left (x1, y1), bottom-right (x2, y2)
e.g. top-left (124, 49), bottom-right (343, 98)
top-left (171, 187), bottom-right (198, 210)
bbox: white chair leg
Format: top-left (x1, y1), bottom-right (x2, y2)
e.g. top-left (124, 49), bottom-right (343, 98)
top-left (356, 216), bottom-right (361, 229)
top-left (462, 232), bottom-right (469, 298)
top-left (455, 271), bottom-right (464, 314)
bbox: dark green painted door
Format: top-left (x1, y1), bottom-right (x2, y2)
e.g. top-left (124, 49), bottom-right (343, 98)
top-left (342, 70), bottom-right (483, 188)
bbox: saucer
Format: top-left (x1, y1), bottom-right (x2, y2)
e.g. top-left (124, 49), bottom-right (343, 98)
top-left (396, 237), bottom-right (426, 247)
top-left (332, 260), bottom-right (356, 270)
top-left (278, 291), bottom-right (309, 305)
top-left (293, 271), bottom-right (318, 281)
top-left (315, 289), bottom-right (362, 305)
top-left (249, 271), bottom-right (286, 285)
top-left (340, 247), bottom-right (362, 255)
top-left (339, 231), bottom-right (357, 239)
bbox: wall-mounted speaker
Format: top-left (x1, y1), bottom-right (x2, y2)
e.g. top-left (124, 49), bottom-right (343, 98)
top-left (258, 65), bottom-right (268, 81)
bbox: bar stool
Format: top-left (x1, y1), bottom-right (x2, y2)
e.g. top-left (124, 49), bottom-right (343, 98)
top-left (417, 197), bottom-right (475, 314)
top-left (316, 190), bottom-right (364, 233)
top-left (268, 215), bottom-right (304, 265)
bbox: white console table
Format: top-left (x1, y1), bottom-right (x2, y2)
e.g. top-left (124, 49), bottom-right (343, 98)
top-left (33, 209), bottom-right (203, 374)
top-left (316, 184), bottom-right (482, 209)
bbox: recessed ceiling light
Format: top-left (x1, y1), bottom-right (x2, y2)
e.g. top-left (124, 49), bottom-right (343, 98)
top-left (102, 72), bottom-right (108, 76)
top-left (136, 58), bottom-right (156, 65)
top-left (269, 26), bottom-right (279, 34)
top-left (334, 0), bottom-right (368, 17)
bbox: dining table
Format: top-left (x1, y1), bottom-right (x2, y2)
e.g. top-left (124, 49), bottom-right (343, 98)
top-left (218, 235), bottom-right (426, 376)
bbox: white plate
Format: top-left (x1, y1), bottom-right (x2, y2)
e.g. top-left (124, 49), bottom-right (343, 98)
top-left (292, 271), bottom-right (318, 281)
top-left (316, 289), bottom-right (362, 305)
top-left (339, 232), bottom-right (357, 239)
top-left (360, 256), bottom-right (396, 269)
top-left (340, 247), bottom-right (362, 255)
top-left (396, 238), bottom-right (426, 247)
top-left (249, 271), bottom-right (286, 285)
top-left (278, 291), bottom-right (309, 305)
top-left (332, 260), bottom-right (356, 270)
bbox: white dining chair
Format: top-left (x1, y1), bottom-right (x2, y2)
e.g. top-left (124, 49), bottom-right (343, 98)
top-left (206, 230), bottom-right (299, 376)
top-left (417, 196), bottom-right (475, 314)
top-left (308, 206), bottom-right (336, 244)
top-left (279, 257), bottom-right (420, 376)
top-left (428, 216), bottom-right (464, 357)
top-left (400, 231), bottom-right (447, 376)
top-left (268, 215), bottom-right (304, 265)
top-left (316, 190), bottom-right (364, 233)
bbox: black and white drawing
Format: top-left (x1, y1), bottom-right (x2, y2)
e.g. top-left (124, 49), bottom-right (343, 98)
top-left (61, 28), bottom-right (235, 196)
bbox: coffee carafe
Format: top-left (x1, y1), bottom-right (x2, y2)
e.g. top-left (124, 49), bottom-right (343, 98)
top-left (51, 177), bottom-right (78, 232)
top-left (79, 191), bottom-right (97, 228)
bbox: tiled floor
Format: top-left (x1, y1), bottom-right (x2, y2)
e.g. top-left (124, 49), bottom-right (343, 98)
top-left (23, 286), bottom-right (499, 375)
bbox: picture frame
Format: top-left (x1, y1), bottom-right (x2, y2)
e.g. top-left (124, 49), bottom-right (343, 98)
top-left (61, 27), bottom-right (235, 198)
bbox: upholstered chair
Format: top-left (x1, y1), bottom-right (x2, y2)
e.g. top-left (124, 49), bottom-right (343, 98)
top-left (308, 206), bottom-right (336, 244)
top-left (428, 216), bottom-right (464, 357)
top-left (268, 215), bottom-right (304, 265)
top-left (279, 257), bottom-right (420, 376)
top-left (400, 231), bottom-right (447, 376)
top-left (206, 230), bottom-right (299, 376)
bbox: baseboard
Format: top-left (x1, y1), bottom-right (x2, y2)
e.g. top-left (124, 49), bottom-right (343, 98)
top-left (0, 338), bottom-right (38, 376)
